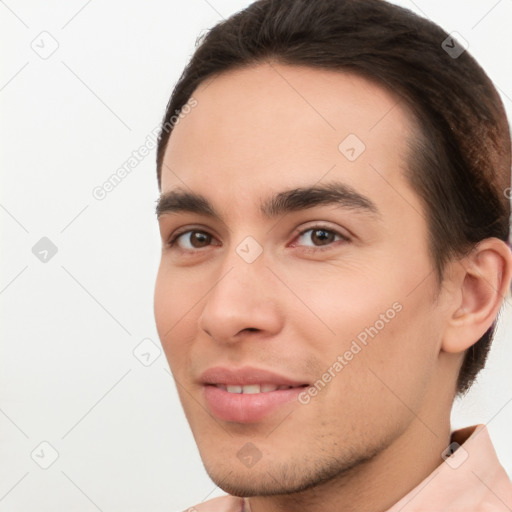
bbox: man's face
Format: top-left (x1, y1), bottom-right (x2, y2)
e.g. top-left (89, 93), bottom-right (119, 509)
top-left (154, 63), bottom-right (452, 496)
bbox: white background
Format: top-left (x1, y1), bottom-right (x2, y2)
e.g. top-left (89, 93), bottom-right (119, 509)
top-left (1, 1), bottom-right (511, 510)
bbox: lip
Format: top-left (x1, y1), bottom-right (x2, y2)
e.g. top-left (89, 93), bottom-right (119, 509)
top-left (199, 366), bottom-right (309, 423)
top-left (199, 365), bottom-right (309, 387)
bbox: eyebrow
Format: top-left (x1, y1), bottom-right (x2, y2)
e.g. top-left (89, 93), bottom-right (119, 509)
top-left (155, 181), bottom-right (381, 221)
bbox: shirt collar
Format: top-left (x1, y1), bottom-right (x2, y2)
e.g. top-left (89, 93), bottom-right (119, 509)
top-left (385, 424), bottom-right (512, 511)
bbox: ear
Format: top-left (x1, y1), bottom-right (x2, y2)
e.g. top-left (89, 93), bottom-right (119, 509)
top-left (442, 238), bottom-right (512, 353)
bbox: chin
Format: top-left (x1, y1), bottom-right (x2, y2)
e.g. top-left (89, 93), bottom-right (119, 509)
top-left (200, 447), bottom-right (379, 498)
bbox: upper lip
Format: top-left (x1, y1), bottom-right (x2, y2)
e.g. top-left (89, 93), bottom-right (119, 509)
top-left (199, 366), bottom-right (309, 387)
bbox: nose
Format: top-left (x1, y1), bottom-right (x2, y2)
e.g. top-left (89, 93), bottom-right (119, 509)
top-left (198, 245), bottom-right (283, 344)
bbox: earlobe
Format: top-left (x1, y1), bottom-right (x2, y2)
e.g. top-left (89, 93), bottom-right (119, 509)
top-left (441, 238), bottom-right (512, 354)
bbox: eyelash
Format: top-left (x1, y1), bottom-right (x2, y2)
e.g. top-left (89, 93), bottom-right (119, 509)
top-left (166, 225), bottom-right (350, 253)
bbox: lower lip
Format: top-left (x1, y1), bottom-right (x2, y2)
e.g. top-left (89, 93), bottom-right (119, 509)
top-left (203, 385), bottom-right (307, 423)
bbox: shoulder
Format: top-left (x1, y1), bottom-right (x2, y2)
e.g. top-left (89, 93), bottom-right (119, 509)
top-left (179, 495), bottom-right (245, 512)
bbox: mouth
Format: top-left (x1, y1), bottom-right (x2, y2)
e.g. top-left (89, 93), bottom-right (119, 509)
top-left (209, 383), bottom-right (308, 394)
top-left (199, 366), bottom-right (311, 423)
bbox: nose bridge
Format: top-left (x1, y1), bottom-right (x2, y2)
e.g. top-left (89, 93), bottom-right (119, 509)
top-left (208, 235), bottom-right (267, 309)
top-left (199, 234), bottom-right (281, 340)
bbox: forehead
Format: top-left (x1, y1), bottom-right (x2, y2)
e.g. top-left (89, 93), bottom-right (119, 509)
top-left (161, 63), bottom-right (421, 222)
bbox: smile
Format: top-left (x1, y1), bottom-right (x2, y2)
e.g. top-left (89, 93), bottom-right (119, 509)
top-left (214, 384), bottom-right (302, 394)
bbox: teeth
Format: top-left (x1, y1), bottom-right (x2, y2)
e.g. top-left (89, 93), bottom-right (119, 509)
top-left (239, 384), bottom-right (260, 394)
top-left (220, 384), bottom-right (294, 394)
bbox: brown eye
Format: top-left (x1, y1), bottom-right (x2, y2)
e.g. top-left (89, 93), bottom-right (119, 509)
top-left (295, 226), bottom-right (348, 249)
top-left (310, 229), bottom-right (335, 246)
top-left (188, 232), bottom-right (211, 248)
top-left (169, 230), bottom-right (214, 250)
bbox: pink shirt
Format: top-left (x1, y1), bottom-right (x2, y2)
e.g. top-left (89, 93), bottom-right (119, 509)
top-left (185, 425), bottom-right (512, 511)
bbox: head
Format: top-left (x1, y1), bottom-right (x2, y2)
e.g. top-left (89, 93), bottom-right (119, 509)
top-left (153, 0), bottom-right (511, 500)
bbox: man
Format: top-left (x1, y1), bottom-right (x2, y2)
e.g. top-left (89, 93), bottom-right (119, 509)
top-left (153, 0), bottom-right (512, 510)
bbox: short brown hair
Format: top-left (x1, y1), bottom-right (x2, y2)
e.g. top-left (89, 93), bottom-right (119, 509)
top-left (156, 0), bottom-right (511, 395)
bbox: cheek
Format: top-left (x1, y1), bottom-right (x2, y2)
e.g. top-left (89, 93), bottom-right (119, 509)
top-left (291, 261), bottom-right (439, 405)
top-left (154, 265), bottom-right (198, 368)
top-left (154, 266), bottom-right (174, 340)
top-left (285, 262), bottom-right (402, 344)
